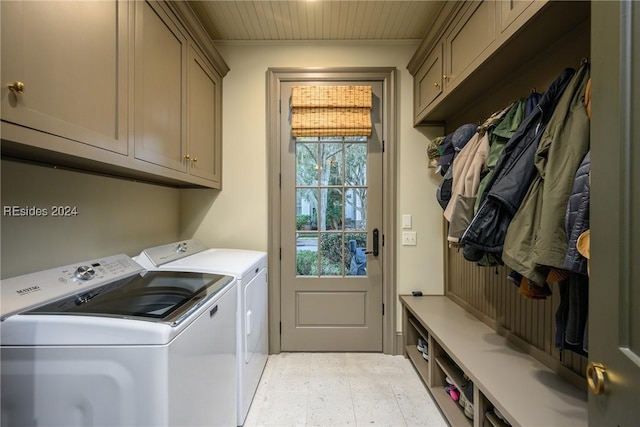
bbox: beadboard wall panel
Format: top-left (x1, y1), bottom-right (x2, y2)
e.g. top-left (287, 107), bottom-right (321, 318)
top-left (446, 246), bottom-right (587, 387)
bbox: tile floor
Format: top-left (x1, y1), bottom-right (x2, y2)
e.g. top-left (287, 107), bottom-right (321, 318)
top-left (244, 352), bottom-right (447, 427)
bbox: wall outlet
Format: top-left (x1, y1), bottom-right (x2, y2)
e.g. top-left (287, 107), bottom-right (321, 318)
top-left (402, 231), bottom-right (417, 246)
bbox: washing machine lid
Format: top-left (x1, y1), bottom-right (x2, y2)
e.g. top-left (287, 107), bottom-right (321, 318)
top-left (158, 248), bottom-right (267, 279)
top-left (26, 270), bottom-right (234, 326)
top-left (0, 254), bottom-right (144, 320)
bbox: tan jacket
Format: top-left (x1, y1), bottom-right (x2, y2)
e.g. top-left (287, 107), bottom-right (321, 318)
top-left (445, 131), bottom-right (487, 243)
top-left (445, 106), bottom-right (511, 243)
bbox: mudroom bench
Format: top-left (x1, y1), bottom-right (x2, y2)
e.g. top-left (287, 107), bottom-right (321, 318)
top-left (400, 295), bottom-right (587, 427)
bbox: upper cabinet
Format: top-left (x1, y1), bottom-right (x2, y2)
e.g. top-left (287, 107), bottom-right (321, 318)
top-left (414, 1), bottom-right (496, 120)
top-left (1, 0), bottom-right (229, 189)
top-left (408, 0), bottom-right (590, 126)
top-left (1, 0), bottom-right (130, 155)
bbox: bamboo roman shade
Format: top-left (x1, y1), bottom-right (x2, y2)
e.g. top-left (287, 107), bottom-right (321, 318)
top-left (291, 85), bottom-right (372, 137)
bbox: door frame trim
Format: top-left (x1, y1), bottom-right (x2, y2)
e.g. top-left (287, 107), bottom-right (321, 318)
top-left (267, 67), bottom-right (397, 354)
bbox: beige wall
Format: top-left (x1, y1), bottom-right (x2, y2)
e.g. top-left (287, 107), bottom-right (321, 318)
top-left (180, 41), bottom-right (446, 331)
top-left (1, 159), bottom-right (180, 278)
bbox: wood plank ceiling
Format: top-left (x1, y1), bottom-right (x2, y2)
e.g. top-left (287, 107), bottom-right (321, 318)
top-left (188, 1), bottom-right (444, 41)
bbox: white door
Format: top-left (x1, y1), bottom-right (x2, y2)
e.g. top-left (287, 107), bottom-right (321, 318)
top-left (280, 80), bottom-right (384, 351)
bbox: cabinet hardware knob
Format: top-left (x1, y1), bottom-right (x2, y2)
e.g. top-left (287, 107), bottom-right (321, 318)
top-left (443, 74), bottom-right (450, 81)
top-left (7, 81), bottom-right (25, 94)
top-left (192, 157), bottom-right (198, 163)
top-left (184, 154), bottom-right (191, 160)
top-left (434, 82), bottom-right (440, 87)
top-left (586, 361), bottom-right (607, 395)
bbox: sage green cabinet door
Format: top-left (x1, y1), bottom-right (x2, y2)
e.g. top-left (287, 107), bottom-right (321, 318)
top-left (499, 0), bottom-right (535, 33)
top-left (134, 0), bottom-right (187, 173)
top-left (187, 45), bottom-right (222, 187)
top-left (414, 43), bottom-right (443, 124)
top-left (444, 0), bottom-right (496, 91)
top-left (1, 0), bottom-right (129, 154)
top-left (590, 1), bottom-right (640, 424)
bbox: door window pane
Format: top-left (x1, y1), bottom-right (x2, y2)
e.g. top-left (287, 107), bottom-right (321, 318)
top-left (321, 188), bottom-right (343, 231)
top-left (345, 233), bottom-right (368, 276)
top-left (296, 142), bottom-right (319, 186)
top-left (319, 142), bottom-right (343, 186)
top-left (345, 143), bottom-right (367, 186)
top-left (296, 232), bottom-right (318, 276)
top-left (320, 233), bottom-right (342, 276)
top-left (297, 189), bottom-right (318, 230)
top-left (345, 188), bottom-right (366, 231)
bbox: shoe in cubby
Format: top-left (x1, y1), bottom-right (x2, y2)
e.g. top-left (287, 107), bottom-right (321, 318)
top-left (494, 408), bottom-right (510, 426)
top-left (417, 337), bottom-right (429, 361)
top-left (457, 393), bottom-right (473, 420)
top-left (417, 337), bottom-right (427, 353)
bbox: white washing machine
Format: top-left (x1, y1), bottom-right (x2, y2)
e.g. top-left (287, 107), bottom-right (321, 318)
top-left (135, 240), bottom-right (268, 426)
top-left (0, 254), bottom-right (237, 427)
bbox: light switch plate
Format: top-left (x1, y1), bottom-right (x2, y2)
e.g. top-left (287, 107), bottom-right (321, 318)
top-left (402, 214), bottom-right (412, 229)
top-left (402, 231), bottom-right (417, 246)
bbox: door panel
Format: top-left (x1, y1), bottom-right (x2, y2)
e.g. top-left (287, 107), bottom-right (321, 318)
top-left (297, 291), bottom-right (366, 326)
top-left (134, 0), bottom-right (187, 172)
top-left (280, 81), bottom-right (383, 352)
top-left (589, 1), bottom-right (640, 423)
top-left (188, 44), bottom-right (221, 184)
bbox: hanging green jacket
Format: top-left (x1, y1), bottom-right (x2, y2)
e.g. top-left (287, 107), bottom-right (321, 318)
top-left (502, 63), bottom-right (590, 284)
top-left (474, 98), bottom-right (527, 214)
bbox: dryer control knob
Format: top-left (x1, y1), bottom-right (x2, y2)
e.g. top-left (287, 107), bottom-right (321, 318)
top-left (74, 265), bottom-right (96, 281)
top-left (174, 242), bottom-right (188, 253)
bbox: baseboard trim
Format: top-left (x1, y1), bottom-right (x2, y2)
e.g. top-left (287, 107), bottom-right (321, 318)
top-left (395, 332), bottom-right (403, 355)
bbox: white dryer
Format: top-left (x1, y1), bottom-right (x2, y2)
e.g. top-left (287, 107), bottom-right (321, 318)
top-left (0, 254), bottom-right (238, 427)
top-left (135, 239), bottom-right (268, 426)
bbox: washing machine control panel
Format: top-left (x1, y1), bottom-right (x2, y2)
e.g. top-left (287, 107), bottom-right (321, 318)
top-left (142, 239), bottom-right (208, 266)
top-left (1, 254), bottom-right (145, 320)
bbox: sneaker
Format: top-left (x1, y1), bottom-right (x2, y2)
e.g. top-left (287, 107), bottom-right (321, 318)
top-left (422, 349), bottom-right (429, 361)
top-left (464, 400), bottom-right (474, 419)
top-left (458, 391), bottom-right (466, 408)
top-left (494, 408), bottom-right (510, 425)
top-left (417, 337), bottom-right (427, 353)
top-left (457, 393), bottom-right (473, 419)
top-left (448, 386), bottom-right (459, 402)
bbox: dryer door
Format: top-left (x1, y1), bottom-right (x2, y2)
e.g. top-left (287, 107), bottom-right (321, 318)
top-left (244, 267), bottom-right (268, 364)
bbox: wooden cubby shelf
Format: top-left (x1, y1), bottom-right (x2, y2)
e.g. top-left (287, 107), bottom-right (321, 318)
top-left (405, 344), bottom-right (430, 383)
top-left (430, 386), bottom-right (472, 427)
top-left (401, 295), bottom-right (587, 427)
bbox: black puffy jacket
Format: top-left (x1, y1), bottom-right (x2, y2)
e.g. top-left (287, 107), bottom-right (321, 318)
top-left (563, 152), bottom-right (590, 275)
top-left (460, 68), bottom-right (576, 261)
